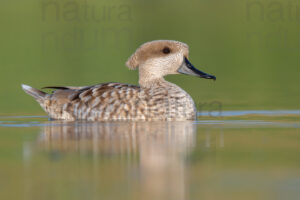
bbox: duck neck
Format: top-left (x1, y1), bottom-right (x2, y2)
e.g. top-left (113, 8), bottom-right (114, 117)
top-left (139, 71), bottom-right (169, 88)
top-left (138, 65), bottom-right (169, 88)
top-left (139, 78), bottom-right (168, 88)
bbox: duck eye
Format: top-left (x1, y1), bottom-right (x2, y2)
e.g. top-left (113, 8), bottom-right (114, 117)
top-left (162, 47), bottom-right (171, 54)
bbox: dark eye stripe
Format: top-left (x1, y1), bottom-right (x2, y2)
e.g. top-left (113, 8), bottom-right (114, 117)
top-left (162, 47), bottom-right (171, 54)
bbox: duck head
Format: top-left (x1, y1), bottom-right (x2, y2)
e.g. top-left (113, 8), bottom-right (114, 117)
top-left (126, 40), bottom-right (216, 86)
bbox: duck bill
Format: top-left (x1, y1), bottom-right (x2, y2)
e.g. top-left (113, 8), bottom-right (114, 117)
top-left (177, 57), bottom-right (216, 80)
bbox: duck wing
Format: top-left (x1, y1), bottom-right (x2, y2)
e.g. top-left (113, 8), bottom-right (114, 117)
top-left (42, 86), bottom-right (87, 90)
top-left (44, 82), bottom-right (141, 120)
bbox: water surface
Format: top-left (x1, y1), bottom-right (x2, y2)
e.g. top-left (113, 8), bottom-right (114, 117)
top-left (0, 111), bottom-right (300, 200)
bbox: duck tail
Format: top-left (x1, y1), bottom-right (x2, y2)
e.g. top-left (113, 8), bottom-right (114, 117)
top-left (21, 84), bottom-right (46, 101)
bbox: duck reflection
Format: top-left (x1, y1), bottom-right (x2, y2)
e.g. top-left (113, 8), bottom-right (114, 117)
top-left (37, 121), bottom-right (197, 200)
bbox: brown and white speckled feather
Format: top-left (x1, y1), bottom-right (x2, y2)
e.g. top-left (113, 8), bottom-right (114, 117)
top-left (22, 40), bottom-right (215, 121)
top-left (35, 81), bottom-right (196, 121)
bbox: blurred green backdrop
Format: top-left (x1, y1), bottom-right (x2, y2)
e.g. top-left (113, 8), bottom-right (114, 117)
top-left (1, 0), bottom-right (299, 115)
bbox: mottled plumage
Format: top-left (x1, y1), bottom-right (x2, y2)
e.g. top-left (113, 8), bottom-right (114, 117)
top-left (22, 40), bottom-right (216, 121)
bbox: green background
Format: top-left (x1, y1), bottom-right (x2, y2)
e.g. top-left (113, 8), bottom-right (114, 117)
top-left (1, 0), bottom-right (299, 115)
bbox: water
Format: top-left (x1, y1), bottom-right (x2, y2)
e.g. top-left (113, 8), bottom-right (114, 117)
top-left (0, 111), bottom-right (300, 200)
